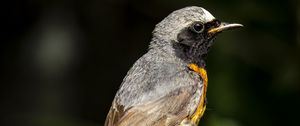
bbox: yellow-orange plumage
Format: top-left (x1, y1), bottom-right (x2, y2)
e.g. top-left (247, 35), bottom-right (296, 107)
top-left (188, 63), bottom-right (208, 125)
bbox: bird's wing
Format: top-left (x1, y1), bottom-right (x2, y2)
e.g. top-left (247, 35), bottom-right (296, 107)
top-left (105, 86), bottom-right (196, 126)
top-left (105, 69), bottom-right (202, 126)
top-left (105, 54), bottom-right (203, 126)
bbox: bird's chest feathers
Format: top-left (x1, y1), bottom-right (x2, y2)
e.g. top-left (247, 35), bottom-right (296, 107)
top-left (185, 63), bottom-right (208, 125)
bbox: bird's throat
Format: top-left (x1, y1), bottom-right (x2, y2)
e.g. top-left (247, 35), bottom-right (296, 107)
top-left (185, 42), bottom-right (210, 68)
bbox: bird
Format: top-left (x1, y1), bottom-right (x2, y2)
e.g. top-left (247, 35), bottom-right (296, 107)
top-left (105, 6), bottom-right (242, 126)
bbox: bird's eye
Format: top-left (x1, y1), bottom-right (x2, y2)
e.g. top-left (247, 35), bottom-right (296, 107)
top-left (191, 23), bottom-right (204, 33)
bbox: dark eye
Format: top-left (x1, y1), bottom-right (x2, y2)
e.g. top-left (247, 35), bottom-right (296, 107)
top-left (191, 23), bottom-right (204, 33)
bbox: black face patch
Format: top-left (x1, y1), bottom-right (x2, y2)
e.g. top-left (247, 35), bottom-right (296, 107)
top-left (177, 27), bottom-right (206, 47)
top-left (204, 19), bottom-right (221, 30)
top-left (177, 19), bottom-right (221, 46)
top-left (175, 19), bottom-right (221, 66)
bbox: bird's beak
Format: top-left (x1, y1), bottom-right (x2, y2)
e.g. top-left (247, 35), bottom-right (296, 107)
top-left (208, 22), bottom-right (243, 34)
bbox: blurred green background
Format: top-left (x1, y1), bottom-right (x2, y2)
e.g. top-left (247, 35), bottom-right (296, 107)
top-left (1, 0), bottom-right (299, 126)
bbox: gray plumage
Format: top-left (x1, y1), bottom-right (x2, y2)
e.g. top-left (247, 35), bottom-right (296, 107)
top-left (105, 6), bottom-right (242, 126)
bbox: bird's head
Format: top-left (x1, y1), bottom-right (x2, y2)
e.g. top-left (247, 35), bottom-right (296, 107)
top-left (151, 6), bottom-right (242, 66)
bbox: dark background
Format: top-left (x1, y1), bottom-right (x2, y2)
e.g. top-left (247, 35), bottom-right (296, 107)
top-left (1, 0), bottom-right (299, 126)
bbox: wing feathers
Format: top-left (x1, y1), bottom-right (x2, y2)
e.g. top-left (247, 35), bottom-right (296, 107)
top-left (105, 87), bottom-right (196, 126)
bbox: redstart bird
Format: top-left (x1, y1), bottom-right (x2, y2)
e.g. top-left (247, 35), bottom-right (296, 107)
top-left (105, 6), bottom-right (242, 126)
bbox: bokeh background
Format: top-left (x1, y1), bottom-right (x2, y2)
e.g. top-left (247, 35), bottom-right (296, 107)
top-left (1, 0), bottom-right (299, 126)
